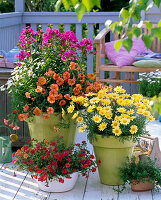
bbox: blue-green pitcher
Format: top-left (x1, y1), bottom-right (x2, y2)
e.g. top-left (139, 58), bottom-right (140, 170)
top-left (0, 136), bottom-right (12, 163)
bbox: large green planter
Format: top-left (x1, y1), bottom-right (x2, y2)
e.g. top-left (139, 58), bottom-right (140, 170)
top-left (26, 113), bottom-right (77, 146)
top-left (91, 135), bottom-right (136, 185)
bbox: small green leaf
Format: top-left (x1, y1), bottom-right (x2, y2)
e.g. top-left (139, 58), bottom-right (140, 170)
top-left (120, 8), bottom-right (129, 19)
top-left (62, 0), bottom-right (70, 10)
top-left (144, 21), bottom-right (152, 31)
top-left (114, 40), bottom-right (122, 52)
top-left (55, 0), bottom-right (62, 12)
top-left (75, 3), bottom-right (86, 21)
top-left (151, 27), bottom-right (161, 40)
top-left (93, 0), bottom-right (101, 8)
top-left (132, 27), bottom-right (141, 38)
top-left (122, 38), bottom-right (132, 52)
top-left (158, 20), bottom-right (161, 27)
top-left (71, 0), bottom-right (78, 7)
top-left (105, 20), bottom-right (112, 29)
top-left (82, 0), bottom-right (93, 12)
top-left (153, 0), bottom-right (161, 8)
top-left (110, 22), bottom-right (119, 32)
top-left (143, 35), bottom-right (154, 49)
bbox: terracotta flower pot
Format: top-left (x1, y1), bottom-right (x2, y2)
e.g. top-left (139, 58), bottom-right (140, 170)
top-left (91, 135), bottom-right (136, 185)
top-left (130, 178), bottom-right (154, 192)
top-left (26, 113), bottom-right (77, 146)
top-left (37, 172), bottom-right (79, 193)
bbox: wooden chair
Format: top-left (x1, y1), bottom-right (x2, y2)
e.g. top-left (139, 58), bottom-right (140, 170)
top-left (94, 25), bottom-right (161, 88)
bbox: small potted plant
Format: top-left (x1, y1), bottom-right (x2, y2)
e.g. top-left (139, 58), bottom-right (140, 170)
top-left (119, 156), bottom-right (161, 192)
top-left (68, 86), bottom-right (155, 185)
top-left (12, 137), bottom-right (98, 192)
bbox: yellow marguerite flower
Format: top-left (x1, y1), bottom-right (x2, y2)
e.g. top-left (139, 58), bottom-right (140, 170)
top-left (120, 118), bottom-right (130, 125)
top-left (105, 112), bottom-right (112, 119)
top-left (92, 115), bottom-right (102, 123)
top-left (87, 105), bottom-right (95, 113)
top-left (143, 111), bottom-right (150, 116)
top-left (76, 96), bottom-right (85, 102)
top-left (120, 114), bottom-right (130, 119)
top-left (90, 97), bottom-right (99, 104)
top-left (137, 109), bottom-right (144, 114)
top-left (128, 109), bottom-right (134, 115)
top-left (84, 103), bottom-right (89, 107)
top-left (104, 106), bottom-right (112, 112)
top-left (111, 93), bottom-right (118, 99)
top-left (124, 99), bottom-right (132, 106)
top-left (129, 116), bottom-right (135, 120)
top-left (148, 116), bottom-right (155, 121)
top-left (101, 99), bottom-right (111, 105)
top-left (136, 102), bottom-right (142, 107)
top-left (112, 120), bottom-right (120, 128)
top-left (62, 108), bottom-right (65, 117)
top-left (120, 89), bottom-right (126, 93)
top-left (72, 112), bottom-right (78, 119)
top-left (106, 93), bottom-right (112, 98)
top-left (130, 125), bottom-right (138, 134)
top-left (98, 122), bottom-right (107, 131)
top-left (117, 107), bottom-right (126, 113)
top-left (117, 99), bottom-right (124, 105)
top-left (77, 117), bottom-right (83, 123)
top-left (99, 109), bottom-right (106, 116)
top-left (115, 116), bottom-right (121, 121)
top-left (79, 124), bottom-right (87, 132)
top-left (67, 105), bottom-right (75, 113)
top-left (112, 127), bottom-right (122, 136)
top-left (142, 99), bottom-right (150, 105)
top-left (140, 104), bottom-right (146, 110)
top-left (114, 86), bottom-right (122, 93)
top-left (97, 106), bottom-right (102, 111)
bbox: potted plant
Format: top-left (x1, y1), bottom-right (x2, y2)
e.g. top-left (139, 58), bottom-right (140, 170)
top-left (0, 26), bottom-right (101, 145)
top-left (68, 86), bottom-right (155, 185)
top-left (12, 137), bottom-right (98, 192)
top-left (118, 156), bottom-right (161, 192)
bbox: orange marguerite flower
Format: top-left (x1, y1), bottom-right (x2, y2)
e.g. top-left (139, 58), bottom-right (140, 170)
top-left (88, 73), bottom-right (96, 80)
top-left (33, 107), bottom-right (42, 116)
top-left (50, 84), bottom-right (59, 91)
top-left (63, 72), bottom-right (70, 80)
top-left (69, 62), bottom-right (76, 70)
top-left (18, 114), bottom-right (25, 121)
top-left (59, 100), bottom-right (66, 106)
top-left (25, 92), bottom-right (31, 98)
top-left (56, 78), bottom-right (64, 86)
top-left (53, 73), bottom-right (60, 80)
top-left (68, 79), bottom-right (75, 86)
top-left (73, 87), bottom-right (80, 95)
top-left (47, 107), bottom-right (54, 114)
top-left (36, 86), bottom-right (43, 93)
top-left (41, 88), bottom-right (46, 95)
top-left (76, 84), bottom-right (82, 90)
top-left (24, 104), bottom-right (29, 112)
top-left (24, 154), bottom-right (28, 159)
top-left (47, 95), bottom-right (55, 104)
top-left (64, 94), bottom-right (71, 100)
top-left (49, 89), bottom-right (58, 96)
top-left (38, 77), bottom-right (47, 85)
top-left (55, 94), bottom-right (63, 100)
top-left (43, 114), bottom-right (51, 119)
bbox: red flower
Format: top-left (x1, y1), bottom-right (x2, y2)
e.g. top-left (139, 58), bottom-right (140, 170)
top-left (33, 175), bottom-right (37, 179)
top-left (90, 155), bottom-right (95, 159)
top-left (13, 109), bottom-right (18, 114)
top-left (25, 92), bottom-right (31, 98)
top-left (37, 169), bottom-right (41, 173)
top-left (33, 107), bottom-right (42, 116)
top-left (69, 62), bottom-right (76, 70)
top-left (31, 149), bottom-right (35, 154)
top-left (53, 73), bottom-right (60, 80)
top-left (47, 107), bottom-right (54, 114)
top-left (59, 100), bottom-right (66, 106)
top-left (65, 163), bottom-right (70, 168)
top-left (76, 84), bottom-right (82, 90)
top-left (49, 89), bottom-right (58, 96)
top-left (47, 95), bottom-right (55, 104)
top-left (63, 169), bottom-right (67, 174)
top-left (43, 114), bottom-right (50, 119)
top-left (43, 171), bottom-right (47, 175)
top-left (36, 144), bottom-right (41, 149)
top-left (54, 154), bottom-right (60, 160)
top-left (59, 178), bottom-right (64, 183)
top-left (23, 160), bottom-right (28, 164)
top-left (30, 159), bottom-right (33, 164)
top-left (55, 94), bottom-right (63, 100)
top-left (24, 105), bottom-right (29, 112)
top-left (9, 124), bottom-right (14, 128)
top-left (92, 168), bottom-right (96, 172)
top-left (83, 164), bottom-right (89, 169)
top-left (38, 76), bottom-right (47, 85)
top-left (42, 155), bottom-right (45, 159)
top-left (50, 141), bottom-right (56, 146)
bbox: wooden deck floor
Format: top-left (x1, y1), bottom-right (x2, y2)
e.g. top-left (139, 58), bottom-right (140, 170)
top-left (0, 121), bottom-right (161, 200)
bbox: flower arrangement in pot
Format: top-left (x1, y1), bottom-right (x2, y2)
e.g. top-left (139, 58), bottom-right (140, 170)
top-left (68, 86), bottom-right (155, 185)
top-left (118, 156), bottom-right (161, 192)
top-left (1, 26), bottom-right (101, 145)
top-left (12, 137), bottom-right (99, 192)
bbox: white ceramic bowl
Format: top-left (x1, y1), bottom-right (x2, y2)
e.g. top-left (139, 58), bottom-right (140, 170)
top-left (37, 172), bottom-right (79, 193)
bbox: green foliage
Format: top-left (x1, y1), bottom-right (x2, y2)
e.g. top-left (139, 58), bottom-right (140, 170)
top-left (138, 72), bottom-right (161, 98)
top-left (0, 0), bottom-right (14, 13)
top-left (117, 156), bottom-right (161, 192)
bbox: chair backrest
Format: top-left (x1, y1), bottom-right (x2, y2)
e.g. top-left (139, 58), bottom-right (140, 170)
top-left (113, 24), bottom-right (161, 53)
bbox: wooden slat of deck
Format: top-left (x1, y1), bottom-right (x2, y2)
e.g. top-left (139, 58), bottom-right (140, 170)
top-left (84, 170), bottom-right (118, 200)
top-left (14, 174), bottom-right (50, 200)
top-left (153, 186), bottom-right (161, 200)
top-left (0, 164), bottom-right (27, 200)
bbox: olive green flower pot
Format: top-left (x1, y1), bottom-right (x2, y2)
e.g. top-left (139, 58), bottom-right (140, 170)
top-left (26, 113), bottom-right (77, 146)
top-left (0, 136), bottom-right (12, 163)
top-left (91, 135), bottom-right (136, 185)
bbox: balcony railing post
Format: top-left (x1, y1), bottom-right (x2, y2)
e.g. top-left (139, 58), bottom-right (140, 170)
top-left (15, 0), bottom-right (24, 12)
